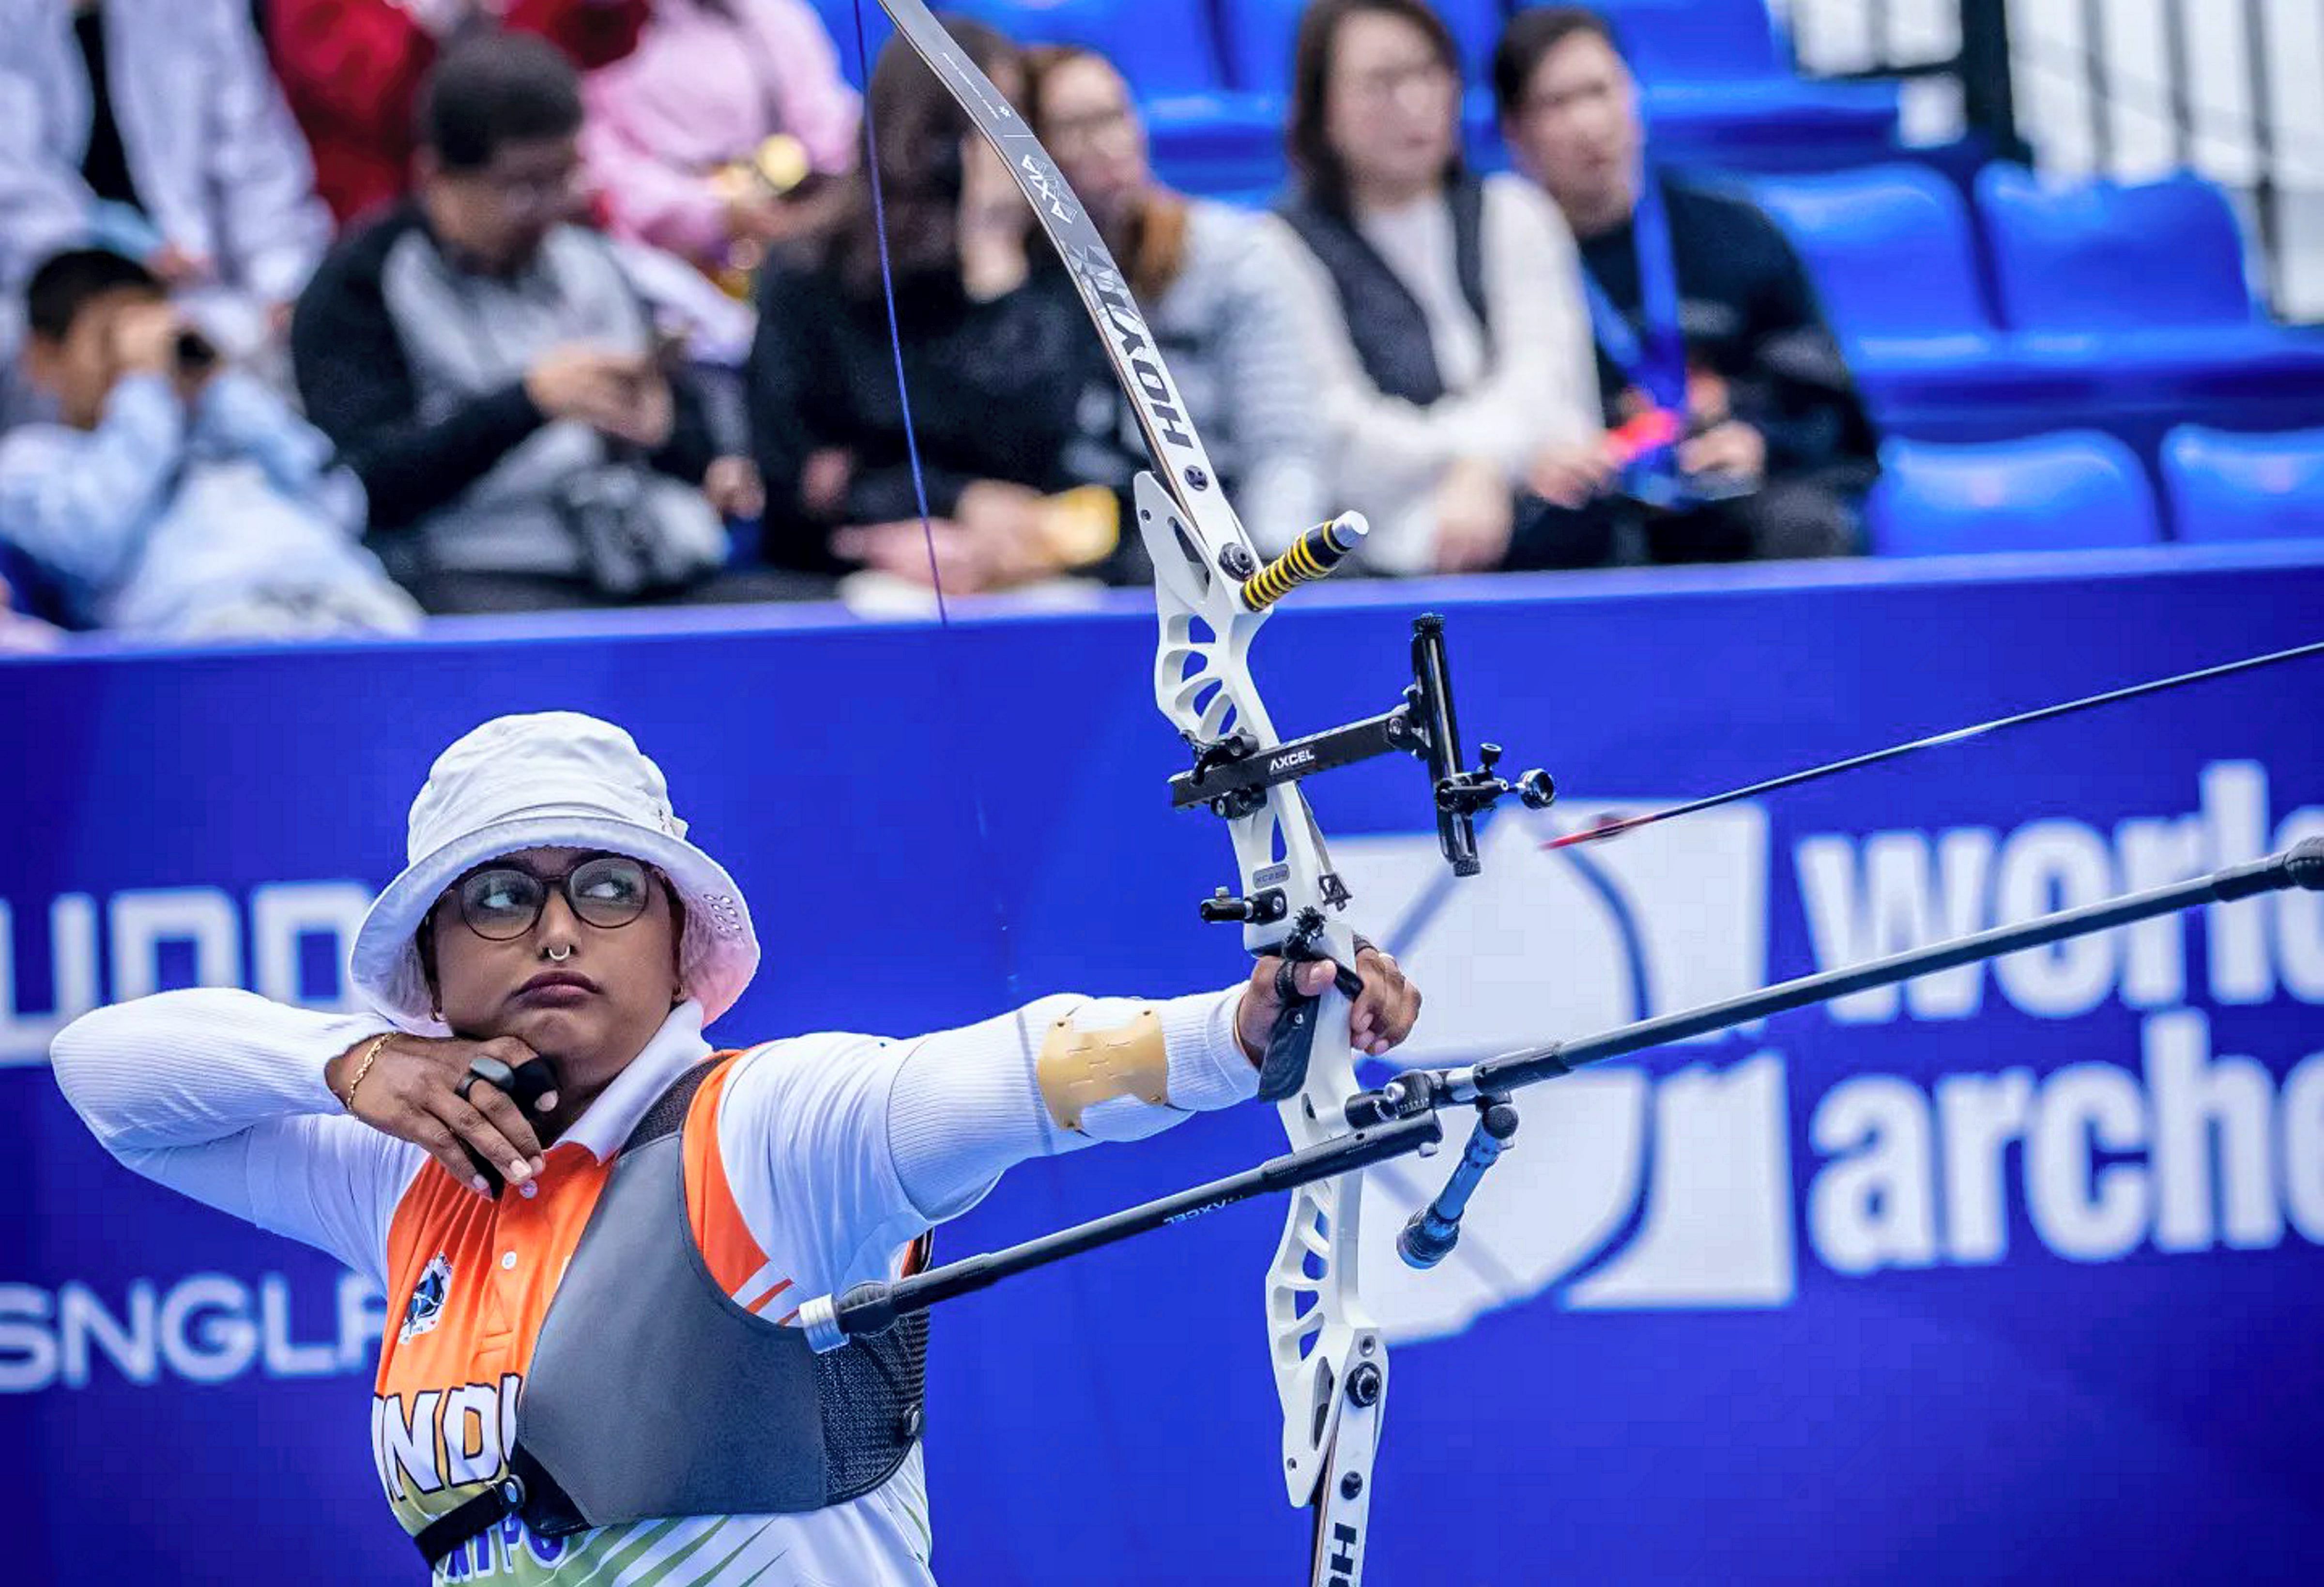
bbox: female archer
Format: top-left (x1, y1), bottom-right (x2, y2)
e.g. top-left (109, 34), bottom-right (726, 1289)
top-left (51, 710), bottom-right (1420, 1583)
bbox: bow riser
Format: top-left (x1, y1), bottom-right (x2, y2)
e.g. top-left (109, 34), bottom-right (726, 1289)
top-left (1133, 475), bottom-right (1381, 1546)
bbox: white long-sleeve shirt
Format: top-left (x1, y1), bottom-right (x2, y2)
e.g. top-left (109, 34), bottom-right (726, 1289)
top-left (1269, 172), bottom-right (1604, 574)
top-left (50, 986), bottom-right (1254, 1585)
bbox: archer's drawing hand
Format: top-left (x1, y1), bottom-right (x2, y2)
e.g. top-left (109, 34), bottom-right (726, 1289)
top-left (1237, 944), bottom-right (1422, 1062)
top-left (326, 1033), bottom-right (555, 1193)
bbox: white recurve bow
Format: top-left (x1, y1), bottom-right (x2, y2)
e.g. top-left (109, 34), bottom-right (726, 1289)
top-left (861, 5), bottom-right (1416, 1577)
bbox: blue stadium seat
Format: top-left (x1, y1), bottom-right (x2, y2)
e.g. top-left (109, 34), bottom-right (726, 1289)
top-left (1972, 165), bottom-right (2324, 439)
top-left (1749, 165), bottom-right (1988, 345)
top-left (1596, 0), bottom-right (1788, 82)
top-left (1748, 165), bottom-right (2096, 441)
top-left (1547, 0), bottom-right (1902, 169)
top-left (2162, 426), bottom-right (2324, 544)
top-left (908, 0), bottom-right (1277, 193)
top-left (1867, 433), bottom-right (2162, 556)
top-left (946, 0), bottom-right (1224, 98)
top-left (1975, 166), bottom-right (2255, 333)
top-left (806, 0), bottom-right (886, 84)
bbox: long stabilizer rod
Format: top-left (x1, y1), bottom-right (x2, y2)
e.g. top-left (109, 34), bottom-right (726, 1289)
top-left (798, 839), bottom-right (2324, 1350)
top-left (1475, 837), bottom-right (2324, 1093)
top-left (797, 1113), bottom-right (1443, 1351)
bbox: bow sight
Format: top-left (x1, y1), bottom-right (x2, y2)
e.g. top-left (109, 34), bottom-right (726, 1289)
top-left (1176, 611), bottom-right (1555, 924)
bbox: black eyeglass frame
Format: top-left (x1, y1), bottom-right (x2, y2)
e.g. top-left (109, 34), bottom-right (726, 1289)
top-left (438, 853), bottom-right (666, 942)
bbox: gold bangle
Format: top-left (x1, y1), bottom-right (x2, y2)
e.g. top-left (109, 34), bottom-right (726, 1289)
top-left (337, 1032), bottom-right (392, 1112)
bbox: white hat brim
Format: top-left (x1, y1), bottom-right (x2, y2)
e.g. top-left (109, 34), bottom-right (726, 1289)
top-left (348, 814), bottom-right (759, 1035)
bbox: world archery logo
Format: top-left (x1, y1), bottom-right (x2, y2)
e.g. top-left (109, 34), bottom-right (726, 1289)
top-left (1336, 761), bottom-right (2324, 1340)
top-left (1335, 801), bottom-right (1794, 1339)
top-left (399, 1254), bottom-right (452, 1344)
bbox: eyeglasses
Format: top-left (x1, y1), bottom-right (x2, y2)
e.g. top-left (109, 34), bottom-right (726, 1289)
top-left (1343, 57), bottom-right (1456, 107)
top-left (476, 160), bottom-right (586, 217)
top-left (449, 855), bottom-right (657, 941)
top-left (1044, 103), bottom-right (1136, 154)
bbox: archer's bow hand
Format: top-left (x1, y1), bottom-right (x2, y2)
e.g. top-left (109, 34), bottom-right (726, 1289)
top-left (1236, 944), bottom-right (1421, 1063)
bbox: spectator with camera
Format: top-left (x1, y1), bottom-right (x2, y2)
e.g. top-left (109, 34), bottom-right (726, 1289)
top-left (1493, 7), bottom-right (1875, 564)
top-left (294, 34), bottom-right (779, 615)
top-left (747, 22), bottom-right (1124, 598)
top-left (0, 0), bottom-right (330, 360)
top-left (0, 248), bottom-right (419, 638)
top-left (1269, 0), bottom-right (1602, 576)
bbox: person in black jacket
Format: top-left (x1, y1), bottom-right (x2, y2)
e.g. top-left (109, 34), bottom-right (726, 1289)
top-left (1493, 7), bottom-right (1877, 566)
top-left (745, 20), bottom-right (1125, 594)
top-left (292, 34), bottom-right (780, 614)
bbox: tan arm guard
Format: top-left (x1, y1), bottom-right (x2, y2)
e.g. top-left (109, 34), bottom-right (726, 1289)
top-left (1036, 1009), bottom-right (1175, 1137)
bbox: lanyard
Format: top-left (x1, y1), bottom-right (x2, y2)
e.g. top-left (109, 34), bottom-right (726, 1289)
top-left (1580, 172), bottom-right (1688, 415)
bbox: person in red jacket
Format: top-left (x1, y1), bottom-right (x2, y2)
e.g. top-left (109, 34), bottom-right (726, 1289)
top-left (267, 0), bottom-right (650, 227)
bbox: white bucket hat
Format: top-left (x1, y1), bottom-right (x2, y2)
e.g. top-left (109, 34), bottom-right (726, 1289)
top-left (349, 711), bottom-right (760, 1034)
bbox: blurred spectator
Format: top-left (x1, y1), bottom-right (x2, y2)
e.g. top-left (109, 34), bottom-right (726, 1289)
top-left (0, 0), bottom-right (330, 357)
top-left (1494, 7), bottom-right (1875, 563)
top-left (268, 0), bottom-right (648, 227)
top-left (293, 34), bottom-right (778, 615)
top-left (0, 599), bottom-right (64, 651)
top-left (1024, 43), bottom-right (1330, 551)
top-left (746, 22), bottom-right (1121, 595)
top-left (0, 248), bottom-right (419, 638)
top-left (581, 0), bottom-right (859, 286)
top-left (0, 539), bottom-right (66, 649)
top-left (1269, 0), bottom-right (1601, 576)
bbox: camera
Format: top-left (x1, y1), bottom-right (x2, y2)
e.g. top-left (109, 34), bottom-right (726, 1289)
top-left (172, 326), bottom-right (218, 373)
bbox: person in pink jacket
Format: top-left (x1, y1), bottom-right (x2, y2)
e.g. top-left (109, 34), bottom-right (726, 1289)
top-left (581, 0), bottom-right (859, 277)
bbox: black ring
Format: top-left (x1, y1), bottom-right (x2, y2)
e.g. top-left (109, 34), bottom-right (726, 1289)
top-left (1351, 933), bottom-right (1376, 959)
top-left (1273, 958), bottom-right (1305, 1002)
top-left (457, 1055), bottom-right (517, 1103)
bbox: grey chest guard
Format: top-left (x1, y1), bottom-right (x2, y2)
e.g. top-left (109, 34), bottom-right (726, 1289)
top-left (414, 1059), bottom-right (930, 1569)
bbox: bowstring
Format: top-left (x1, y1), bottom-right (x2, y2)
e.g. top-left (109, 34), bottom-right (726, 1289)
top-left (848, 0), bottom-right (1022, 1012)
top-left (850, 1), bottom-right (949, 616)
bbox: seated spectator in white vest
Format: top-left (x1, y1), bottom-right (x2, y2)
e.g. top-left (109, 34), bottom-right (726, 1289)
top-left (1494, 7), bottom-right (1875, 564)
top-left (0, 248), bottom-right (419, 639)
top-left (1024, 43), bottom-right (1330, 552)
top-left (0, 0), bottom-right (330, 361)
top-left (1269, 0), bottom-right (1603, 576)
top-left (293, 34), bottom-right (782, 615)
top-left (581, 0), bottom-right (860, 286)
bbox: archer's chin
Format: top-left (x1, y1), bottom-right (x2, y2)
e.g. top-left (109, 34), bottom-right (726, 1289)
top-left (500, 1001), bottom-right (609, 1054)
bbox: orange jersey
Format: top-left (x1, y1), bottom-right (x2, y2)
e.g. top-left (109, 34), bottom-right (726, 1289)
top-left (363, 1012), bottom-right (938, 1583)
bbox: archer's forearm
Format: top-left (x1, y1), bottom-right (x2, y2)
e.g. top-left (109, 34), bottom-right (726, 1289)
top-left (50, 987), bottom-right (386, 1154)
top-left (886, 986), bottom-right (1254, 1221)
